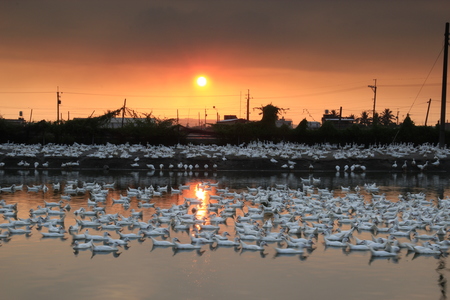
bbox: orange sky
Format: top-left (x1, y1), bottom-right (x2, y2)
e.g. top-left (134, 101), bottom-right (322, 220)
top-left (0, 0), bottom-right (449, 126)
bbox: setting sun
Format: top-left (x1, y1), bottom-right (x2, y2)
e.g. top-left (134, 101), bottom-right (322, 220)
top-left (196, 76), bottom-right (207, 87)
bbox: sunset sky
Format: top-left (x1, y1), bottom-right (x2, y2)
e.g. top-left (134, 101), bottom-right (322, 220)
top-left (0, 0), bottom-right (449, 126)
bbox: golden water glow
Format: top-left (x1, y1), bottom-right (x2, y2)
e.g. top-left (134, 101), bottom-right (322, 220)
top-left (195, 185), bottom-right (206, 201)
top-left (193, 184), bottom-right (208, 226)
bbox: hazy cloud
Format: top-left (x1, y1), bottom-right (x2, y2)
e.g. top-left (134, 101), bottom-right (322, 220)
top-left (0, 1), bottom-right (448, 71)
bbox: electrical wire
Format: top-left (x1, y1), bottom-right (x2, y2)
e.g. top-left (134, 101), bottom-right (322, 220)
top-left (406, 45), bottom-right (444, 115)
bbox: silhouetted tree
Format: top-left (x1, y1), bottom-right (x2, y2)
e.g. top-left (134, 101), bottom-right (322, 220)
top-left (373, 112), bottom-right (379, 126)
top-left (357, 111), bottom-right (371, 126)
top-left (380, 108), bottom-right (395, 126)
top-left (325, 109), bottom-right (340, 117)
top-left (296, 118), bottom-right (309, 132)
top-left (254, 103), bottom-right (288, 127)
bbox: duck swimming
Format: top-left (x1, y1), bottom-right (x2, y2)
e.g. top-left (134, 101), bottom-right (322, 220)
top-left (239, 240), bottom-right (268, 251)
top-left (41, 227), bottom-right (66, 238)
top-left (72, 240), bottom-right (94, 250)
top-left (150, 237), bottom-right (177, 247)
top-left (173, 238), bottom-right (204, 250)
top-left (369, 246), bottom-right (399, 257)
top-left (275, 247), bottom-right (305, 254)
top-left (8, 226), bottom-right (32, 235)
top-left (90, 241), bottom-right (121, 252)
top-left (84, 230), bottom-right (111, 241)
top-left (214, 237), bottom-right (240, 246)
top-left (323, 237), bottom-right (349, 247)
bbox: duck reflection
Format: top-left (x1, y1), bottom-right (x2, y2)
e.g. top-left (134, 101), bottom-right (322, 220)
top-left (436, 258), bottom-right (448, 300)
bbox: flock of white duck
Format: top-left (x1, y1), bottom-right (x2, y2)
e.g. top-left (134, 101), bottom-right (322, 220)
top-left (0, 141), bottom-right (447, 171)
top-left (1, 176), bottom-right (450, 261)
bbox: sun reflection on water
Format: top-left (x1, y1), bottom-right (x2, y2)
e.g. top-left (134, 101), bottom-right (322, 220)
top-left (193, 184), bottom-right (208, 223)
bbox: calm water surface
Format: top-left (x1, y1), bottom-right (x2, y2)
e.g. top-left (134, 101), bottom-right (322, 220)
top-left (0, 169), bottom-right (449, 300)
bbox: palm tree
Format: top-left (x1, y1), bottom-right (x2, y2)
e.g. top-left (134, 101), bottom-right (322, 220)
top-left (380, 108), bottom-right (395, 126)
top-left (357, 111), bottom-right (371, 126)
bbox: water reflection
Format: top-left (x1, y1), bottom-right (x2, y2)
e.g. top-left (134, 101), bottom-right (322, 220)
top-left (1, 169), bottom-right (450, 300)
top-left (437, 258), bottom-right (448, 300)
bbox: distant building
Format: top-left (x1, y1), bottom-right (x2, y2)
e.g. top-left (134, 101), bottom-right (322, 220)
top-left (307, 121), bottom-right (321, 129)
top-left (2, 118), bottom-right (26, 126)
top-left (106, 117), bottom-right (154, 128)
top-left (275, 117), bottom-right (293, 128)
top-left (216, 115), bottom-right (249, 125)
top-left (321, 111), bottom-right (355, 129)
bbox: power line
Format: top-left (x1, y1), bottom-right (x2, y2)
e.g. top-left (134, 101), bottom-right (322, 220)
top-left (64, 92), bottom-right (240, 98)
top-left (407, 44), bottom-right (445, 115)
top-left (0, 91), bottom-right (53, 94)
top-left (257, 86), bottom-right (367, 99)
top-left (379, 83), bottom-right (441, 87)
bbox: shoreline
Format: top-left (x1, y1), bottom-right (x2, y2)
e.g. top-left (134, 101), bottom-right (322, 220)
top-left (0, 142), bottom-right (447, 173)
top-left (0, 153), bottom-right (447, 173)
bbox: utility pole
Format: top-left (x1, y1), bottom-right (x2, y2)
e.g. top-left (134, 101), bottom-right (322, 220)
top-left (204, 108), bottom-right (207, 129)
top-left (425, 99), bottom-right (432, 126)
top-left (439, 22), bottom-right (449, 148)
top-left (368, 79), bottom-right (377, 125)
top-left (246, 89), bottom-right (251, 121)
top-left (56, 86), bottom-right (61, 122)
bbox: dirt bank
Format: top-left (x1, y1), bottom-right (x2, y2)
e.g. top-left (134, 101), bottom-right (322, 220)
top-left (0, 150), bottom-right (447, 173)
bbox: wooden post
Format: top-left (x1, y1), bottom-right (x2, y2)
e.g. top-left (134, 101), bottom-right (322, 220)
top-left (121, 99), bottom-right (126, 128)
top-left (425, 99), bottom-right (431, 126)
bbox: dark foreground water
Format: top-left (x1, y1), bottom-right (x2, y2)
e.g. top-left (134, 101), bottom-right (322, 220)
top-left (0, 169), bottom-right (449, 300)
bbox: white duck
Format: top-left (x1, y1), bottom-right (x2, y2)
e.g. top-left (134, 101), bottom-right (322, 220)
top-left (90, 242), bottom-right (120, 252)
top-left (275, 247), bottom-right (305, 254)
top-left (85, 230), bottom-right (111, 241)
top-left (41, 227), bottom-right (66, 238)
top-left (214, 237), bottom-right (240, 246)
top-left (324, 237), bottom-right (349, 247)
top-left (369, 246), bottom-right (399, 257)
top-left (174, 238), bottom-right (204, 250)
top-left (346, 242), bottom-right (370, 251)
top-left (239, 240), bottom-right (268, 251)
top-left (150, 237), bottom-right (177, 247)
top-left (72, 240), bottom-right (94, 250)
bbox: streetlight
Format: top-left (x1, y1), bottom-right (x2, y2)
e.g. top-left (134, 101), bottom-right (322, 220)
top-left (213, 106), bottom-right (219, 122)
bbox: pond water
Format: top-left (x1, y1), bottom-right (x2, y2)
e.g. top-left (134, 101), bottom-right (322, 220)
top-left (0, 169), bottom-right (449, 300)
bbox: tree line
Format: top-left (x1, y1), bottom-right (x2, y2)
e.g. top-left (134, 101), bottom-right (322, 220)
top-left (0, 104), bottom-right (447, 146)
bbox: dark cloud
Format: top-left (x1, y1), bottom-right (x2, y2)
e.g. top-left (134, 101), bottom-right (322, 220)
top-left (0, 0), bottom-right (449, 72)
